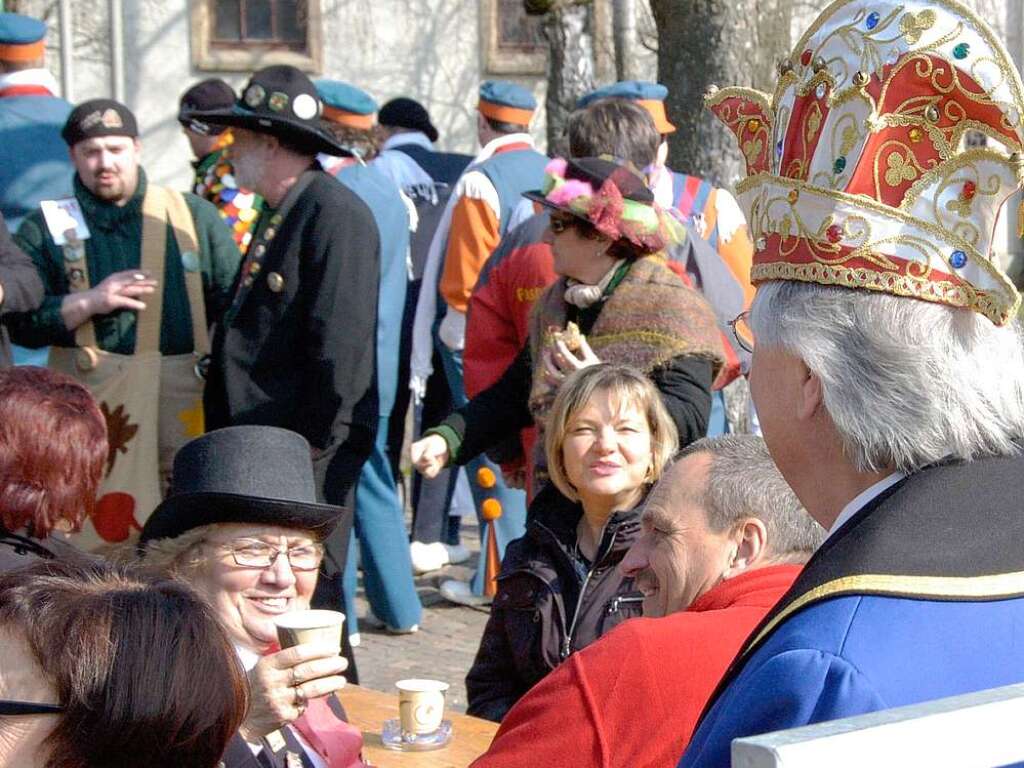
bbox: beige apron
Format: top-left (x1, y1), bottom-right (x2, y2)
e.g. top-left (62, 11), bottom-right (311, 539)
top-left (49, 187), bottom-right (209, 551)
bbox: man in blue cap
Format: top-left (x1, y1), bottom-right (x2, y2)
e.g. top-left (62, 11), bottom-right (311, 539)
top-left (411, 79), bottom-right (547, 605)
top-left (0, 12), bottom-right (73, 366)
top-left (314, 78), bottom-right (422, 637)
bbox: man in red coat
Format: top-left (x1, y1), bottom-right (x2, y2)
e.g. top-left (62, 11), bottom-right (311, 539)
top-left (471, 434), bottom-right (823, 768)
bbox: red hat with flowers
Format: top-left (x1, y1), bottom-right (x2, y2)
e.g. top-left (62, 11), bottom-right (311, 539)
top-left (706, 0), bottom-right (1024, 325)
top-left (524, 155), bottom-right (685, 254)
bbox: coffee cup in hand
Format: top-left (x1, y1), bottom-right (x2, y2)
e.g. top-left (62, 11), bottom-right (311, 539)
top-left (274, 609), bottom-right (346, 652)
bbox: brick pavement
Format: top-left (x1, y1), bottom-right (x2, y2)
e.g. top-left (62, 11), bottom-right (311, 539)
top-left (351, 519), bottom-right (489, 714)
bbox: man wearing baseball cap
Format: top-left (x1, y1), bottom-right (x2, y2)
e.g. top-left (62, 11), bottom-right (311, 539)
top-left (195, 66), bottom-right (381, 675)
top-left (178, 78), bottom-right (262, 255)
top-left (9, 97), bottom-right (241, 544)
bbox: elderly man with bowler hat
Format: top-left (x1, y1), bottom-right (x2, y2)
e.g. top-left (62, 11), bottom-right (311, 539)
top-left (179, 78), bottom-right (263, 255)
top-left (195, 66), bottom-right (380, 670)
top-left (8, 98), bottom-right (241, 545)
top-left (679, 2), bottom-right (1024, 766)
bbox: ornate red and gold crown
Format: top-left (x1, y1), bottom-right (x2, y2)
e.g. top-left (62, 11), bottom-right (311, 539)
top-left (706, 0), bottom-right (1024, 324)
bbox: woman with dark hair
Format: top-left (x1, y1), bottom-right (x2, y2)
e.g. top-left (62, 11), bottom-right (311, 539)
top-left (0, 366), bottom-right (106, 569)
top-left (0, 558), bottom-right (248, 768)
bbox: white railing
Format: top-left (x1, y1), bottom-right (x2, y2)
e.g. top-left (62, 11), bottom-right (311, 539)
top-left (732, 683), bottom-right (1024, 768)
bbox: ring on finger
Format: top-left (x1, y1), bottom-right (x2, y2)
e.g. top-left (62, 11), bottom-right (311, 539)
top-left (290, 667), bottom-right (300, 687)
top-left (293, 684), bottom-right (306, 707)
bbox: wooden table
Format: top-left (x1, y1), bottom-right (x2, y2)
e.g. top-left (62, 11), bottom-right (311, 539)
top-left (340, 684), bottom-right (498, 767)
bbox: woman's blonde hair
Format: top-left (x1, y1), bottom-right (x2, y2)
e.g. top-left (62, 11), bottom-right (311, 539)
top-left (545, 364), bottom-right (678, 501)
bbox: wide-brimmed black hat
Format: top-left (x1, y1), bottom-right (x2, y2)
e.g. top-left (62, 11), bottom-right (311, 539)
top-left (139, 426), bottom-right (345, 547)
top-left (378, 97), bottom-right (438, 143)
top-left (191, 65), bottom-right (350, 157)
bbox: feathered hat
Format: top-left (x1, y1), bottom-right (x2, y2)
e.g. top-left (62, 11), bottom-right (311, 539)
top-left (705, 0), bottom-right (1024, 324)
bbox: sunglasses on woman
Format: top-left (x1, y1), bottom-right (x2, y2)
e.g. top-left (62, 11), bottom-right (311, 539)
top-left (0, 700), bottom-right (64, 715)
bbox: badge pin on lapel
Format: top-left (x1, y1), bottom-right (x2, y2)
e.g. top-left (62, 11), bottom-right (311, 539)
top-left (267, 272), bottom-right (285, 293)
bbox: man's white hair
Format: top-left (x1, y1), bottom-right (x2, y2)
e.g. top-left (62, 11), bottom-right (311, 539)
top-left (751, 281), bottom-right (1024, 473)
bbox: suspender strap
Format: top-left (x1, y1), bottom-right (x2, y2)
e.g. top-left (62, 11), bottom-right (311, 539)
top-left (61, 186), bottom-right (206, 356)
top-left (163, 188), bottom-right (209, 355)
top-left (135, 185), bottom-right (167, 354)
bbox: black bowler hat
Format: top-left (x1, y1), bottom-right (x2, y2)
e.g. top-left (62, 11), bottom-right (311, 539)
top-left (139, 426), bottom-right (346, 547)
top-left (194, 65), bottom-right (349, 156)
top-left (178, 78), bottom-right (236, 135)
top-left (378, 97), bottom-right (438, 143)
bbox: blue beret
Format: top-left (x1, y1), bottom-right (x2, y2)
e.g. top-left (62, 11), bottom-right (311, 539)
top-left (576, 80), bottom-right (669, 109)
top-left (479, 80), bottom-right (536, 111)
top-left (314, 79), bottom-right (378, 116)
top-left (478, 80), bottom-right (536, 123)
top-left (0, 12), bottom-right (45, 53)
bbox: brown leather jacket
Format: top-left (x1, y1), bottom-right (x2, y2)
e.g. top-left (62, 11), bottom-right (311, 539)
top-left (465, 485), bottom-right (644, 722)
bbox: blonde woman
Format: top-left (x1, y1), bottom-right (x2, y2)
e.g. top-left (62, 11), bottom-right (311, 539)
top-left (466, 364), bottom-right (678, 722)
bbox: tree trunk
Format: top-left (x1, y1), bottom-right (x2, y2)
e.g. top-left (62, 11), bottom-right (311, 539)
top-left (650, 0), bottom-right (791, 187)
top-left (541, 1), bottom-right (596, 156)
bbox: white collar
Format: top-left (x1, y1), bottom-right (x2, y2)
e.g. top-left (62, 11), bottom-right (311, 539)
top-left (826, 472), bottom-right (906, 542)
top-left (381, 131), bottom-right (434, 152)
top-left (475, 132), bottom-right (535, 164)
top-left (0, 68), bottom-right (60, 95)
top-left (234, 643), bottom-right (261, 671)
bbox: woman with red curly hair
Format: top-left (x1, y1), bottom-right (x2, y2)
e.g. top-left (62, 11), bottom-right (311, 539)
top-left (0, 366), bottom-right (107, 568)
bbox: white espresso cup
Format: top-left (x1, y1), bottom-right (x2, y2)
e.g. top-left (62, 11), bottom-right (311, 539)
top-left (396, 678), bottom-right (449, 736)
top-left (274, 609), bottom-right (346, 651)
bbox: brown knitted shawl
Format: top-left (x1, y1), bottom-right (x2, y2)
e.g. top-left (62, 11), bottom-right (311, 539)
top-left (527, 254), bottom-right (725, 485)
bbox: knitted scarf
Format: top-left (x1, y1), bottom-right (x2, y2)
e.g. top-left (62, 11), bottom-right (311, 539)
top-left (527, 254), bottom-right (725, 484)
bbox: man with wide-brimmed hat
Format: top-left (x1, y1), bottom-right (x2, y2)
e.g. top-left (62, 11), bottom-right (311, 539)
top-left (679, 2), bottom-right (1024, 765)
top-left (195, 65), bottom-right (380, 647)
top-left (8, 97), bottom-right (241, 548)
top-left (178, 78), bottom-right (263, 255)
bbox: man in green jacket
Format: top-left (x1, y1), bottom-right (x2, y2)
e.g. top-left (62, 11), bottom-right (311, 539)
top-left (7, 98), bottom-right (242, 546)
top-left (10, 98), bottom-right (240, 358)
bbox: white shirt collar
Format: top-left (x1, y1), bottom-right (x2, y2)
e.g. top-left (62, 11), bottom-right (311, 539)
top-left (826, 472), bottom-right (906, 542)
top-left (381, 131), bottom-right (434, 152)
top-left (475, 132), bottom-right (535, 164)
top-left (0, 68), bottom-right (60, 95)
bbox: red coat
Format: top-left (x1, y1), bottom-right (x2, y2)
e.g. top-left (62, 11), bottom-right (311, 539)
top-left (471, 564), bottom-right (801, 768)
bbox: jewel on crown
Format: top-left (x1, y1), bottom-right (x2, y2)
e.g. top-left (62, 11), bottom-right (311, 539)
top-left (706, 0), bottom-right (1024, 325)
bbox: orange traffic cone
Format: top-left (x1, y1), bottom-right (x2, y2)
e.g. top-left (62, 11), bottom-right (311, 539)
top-left (477, 467), bottom-right (503, 597)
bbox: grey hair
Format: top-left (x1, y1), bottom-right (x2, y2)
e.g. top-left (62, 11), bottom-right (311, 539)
top-left (751, 281), bottom-right (1024, 473)
top-left (136, 525), bottom-right (218, 575)
top-left (679, 434), bottom-right (825, 559)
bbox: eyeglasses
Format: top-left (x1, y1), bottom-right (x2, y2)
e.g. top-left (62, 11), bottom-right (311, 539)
top-left (728, 310), bottom-right (754, 354)
top-left (549, 216), bottom-right (575, 235)
top-left (218, 539), bottom-right (324, 571)
top-left (0, 700), bottom-right (64, 716)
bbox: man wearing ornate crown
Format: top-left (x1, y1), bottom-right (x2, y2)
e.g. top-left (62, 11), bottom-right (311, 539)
top-left (680, 2), bottom-right (1024, 765)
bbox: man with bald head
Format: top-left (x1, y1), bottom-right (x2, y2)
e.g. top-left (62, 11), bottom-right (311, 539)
top-left (471, 435), bottom-right (823, 768)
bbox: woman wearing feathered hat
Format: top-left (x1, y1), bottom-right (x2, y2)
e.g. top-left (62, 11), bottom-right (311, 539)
top-left (412, 155), bottom-right (724, 496)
